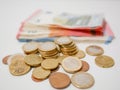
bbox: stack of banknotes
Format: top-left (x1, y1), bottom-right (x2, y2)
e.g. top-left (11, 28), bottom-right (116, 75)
top-left (16, 10), bottom-right (114, 44)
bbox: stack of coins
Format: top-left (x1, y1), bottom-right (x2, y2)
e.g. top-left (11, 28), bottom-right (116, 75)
top-left (55, 37), bottom-right (79, 56)
top-left (22, 42), bottom-right (39, 54)
top-left (38, 42), bottom-right (59, 59)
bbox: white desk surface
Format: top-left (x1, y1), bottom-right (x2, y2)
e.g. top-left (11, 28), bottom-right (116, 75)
top-left (0, 0), bottom-right (120, 90)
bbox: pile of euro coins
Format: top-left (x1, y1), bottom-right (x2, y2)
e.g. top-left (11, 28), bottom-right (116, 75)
top-left (55, 37), bottom-right (79, 56)
top-left (2, 36), bottom-right (115, 89)
top-left (22, 36), bottom-right (85, 59)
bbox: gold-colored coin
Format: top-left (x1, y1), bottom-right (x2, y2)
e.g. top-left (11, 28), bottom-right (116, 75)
top-left (61, 45), bottom-right (78, 52)
top-left (62, 49), bottom-right (79, 56)
top-left (95, 55), bottom-right (114, 68)
top-left (41, 59), bottom-right (59, 70)
top-left (39, 47), bottom-right (58, 53)
top-left (61, 49), bottom-right (78, 54)
top-left (55, 36), bottom-right (79, 56)
top-left (41, 50), bottom-right (58, 57)
top-left (38, 42), bottom-right (57, 52)
top-left (55, 36), bottom-right (73, 46)
top-left (22, 41), bottom-right (39, 54)
top-left (24, 49), bottom-right (38, 55)
top-left (51, 65), bottom-right (60, 73)
top-left (56, 55), bottom-right (67, 64)
top-left (71, 72), bottom-right (95, 89)
top-left (7, 53), bottom-right (25, 65)
top-left (38, 42), bottom-right (59, 59)
top-left (86, 45), bottom-right (104, 56)
top-left (59, 42), bottom-right (75, 48)
top-left (9, 57), bottom-right (31, 76)
top-left (24, 54), bottom-right (42, 66)
top-left (74, 50), bottom-right (86, 59)
top-left (32, 67), bottom-right (51, 79)
top-left (42, 52), bottom-right (60, 59)
top-left (61, 56), bottom-right (82, 73)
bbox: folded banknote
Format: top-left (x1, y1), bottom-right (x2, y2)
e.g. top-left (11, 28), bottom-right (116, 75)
top-left (22, 9), bottom-right (105, 32)
top-left (16, 21), bottom-right (114, 44)
top-left (16, 9), bottom-right (114, 44)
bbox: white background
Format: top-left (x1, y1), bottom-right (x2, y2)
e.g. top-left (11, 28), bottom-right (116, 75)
top-left (0, 0), bottom-right (120, 90)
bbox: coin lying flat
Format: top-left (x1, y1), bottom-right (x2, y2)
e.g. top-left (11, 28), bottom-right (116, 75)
top-left (61, 56), bottom-right (82, 73)
top-left (74, 50), bottom-right (86, 59)
top-left (22, 41), bottom-right (39, 54)
top-left (31, 75), bottom-right (44, 82)
top-left (55, 36), bottom-right (72, 46)
top-left (7, 53), bottom-right (25, 65)
top-left (56, 56), bottom-right (67, 64)
top-left (40, 50), bottom-right (58, 57)
top-left (25, 50), bottom-right (38, 55)
top-left (62, 49), bottom-right (79, 56)
top-left (86, 45), bottom-right (104, 56)
top-left (9, 56), bottom-right (31, 76)
top-left (60, 42), bottom-right (75, 48)
top-left (42, 52), bottom-right (60, 59)
top-left (2, 55), bottom-right (11, 65)
top-left (95, 55), bottom-right (114, 68)
top-left (71, 72), bottom-right (95, 89)
top-left (79, 61), bottom-right (90, 72)
top-left (38, 42), bottom-right (57, 52)
top-left (32, 67), bottom-right (51, 80)
top-left (41, 59), bottom-right (59, 70)
top-left (24, 54), bottom-right (42, 67)
top-left (60, 45), bottom-right (77, 51)
top-left (49, 72), bottom-right (71, 89)
top-left (51, 66), bottom-right (60, 73)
